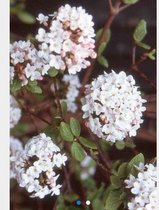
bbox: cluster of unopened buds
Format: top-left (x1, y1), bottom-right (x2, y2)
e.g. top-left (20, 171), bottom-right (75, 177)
top-left (124, 163), bottom-right (157, 210)
top-left (11, 133), bottom-right (67, 198)
top-left (82, 71), bottom-right (146, 143)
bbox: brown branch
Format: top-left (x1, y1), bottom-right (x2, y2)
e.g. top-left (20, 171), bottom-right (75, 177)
top-left (130, 45), bottom-right (156, 90)
top-left (63, 167), bottom-right (72, 193)
top-left (81, 0), bottom-right (134, 86)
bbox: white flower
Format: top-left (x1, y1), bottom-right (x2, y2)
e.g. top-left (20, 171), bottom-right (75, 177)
top-left (61, 74), bottom-right (81, 113)
top-left (10, 95), bottom-right (21, 128)
top-left (82, 71), bottom-right (147, 143)
top-left (125, 163), bottom-right (157, 209)
top-left (36, 4), bottom-right (96, 74)
top-left (10, 40), bottom-right (50, 86)
top-left (10, 136), bottom-right (23, 179)
top-left (37, 14), bottom-right (49, 25)
top-left (14, 133), bottom-right (67, 198)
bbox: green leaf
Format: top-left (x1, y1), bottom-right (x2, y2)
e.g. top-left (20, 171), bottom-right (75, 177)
top-left (26, 81), bottom-right (42, 94)
top-left (60, 101), bottom-right (67, 115)
top-left (117, 162), bottom-right (130, 178)
top-left (60, 122), bottom-right (74, 142)
top-left (136, 42), bottom-right (151, 50)
top-left (97, 56), bottom-right (109, 67)
top-left (96, 29), bottom-right (111, 43)
top-left (70, 117), bottom-right (81, 137)
top-left (79, 137), bottom-right (97, 150)
top-left (133, 19), bottom-right (147, 42)
top-left (148, 49), bottom-right (156, 60)
top-left (17, 11), bottom-right (35, 24)
top-left (125, 138), bottom-right (136, 149)
top-left (71, 142), bottom-right (85, 161)
top-left (98, 42), bottom-right (107, 56)
top-left (10, 79), bottom-right (21, 92)
top-left (110, 175), bottom-right (121, 188)
top-left (129, 153), bottom-right (145, 167)
top-left (48, 68), bottom-right (59, 77)
top-left (122, 0), bottom-right (139, 4)
top-left (115, 141), bottom-right (125, 150)
top-left (92, 198), bottom-right (105, 210)
top-left (105, 190), bottom-right (122, 210)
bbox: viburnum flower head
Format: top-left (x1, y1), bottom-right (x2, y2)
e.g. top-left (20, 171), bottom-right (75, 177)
top-left (10, 40), bottom-right (50, 86)
top-left (10, 136), bottom-right (23, 179)
top-left (14, 133), bottom-right (67, 199)
top-left (124, 163), bottom-right (157, 209)
top-left (36, 4), bottom-right (96, 74)
top-left (82, 71), bottom-right (146, 143)
top-left (10, 95), bottom-right (21, 128)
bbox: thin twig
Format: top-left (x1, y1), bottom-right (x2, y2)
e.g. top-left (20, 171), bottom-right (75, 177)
top-left (82, 0), bottom-right (131, 86)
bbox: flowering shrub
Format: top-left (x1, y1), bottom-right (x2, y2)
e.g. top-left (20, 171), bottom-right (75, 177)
top-left (10, 1), bottom-right (156, 210)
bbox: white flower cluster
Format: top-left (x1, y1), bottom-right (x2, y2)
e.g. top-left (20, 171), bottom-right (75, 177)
top-left (80, 156), bottom-right (96, 180)
top-left (36, 4), bottom-right (96, 74)
top-left (10, 95), bottom-right (21, 128)
top-left (82, 71), bottom-right (146, 143)
top-left (10, 136), bottom-right (23, 179)
top-left (14, 133), bottom-right (67, 198)
top-left (62, 74), bottom-right (81, 112)
top-left (125, 163), bottom-right (157, 210)
top-left (10, 40), bottom-right (50, 86)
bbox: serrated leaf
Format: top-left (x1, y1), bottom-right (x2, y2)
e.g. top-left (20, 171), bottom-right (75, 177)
top-left (122, 0), bottom-right (139, 4)
top-left (71, 142), bottom-right (85, 161)
top-left (17, 11), bottom-right (35, 24)
top-left (110, 175), bottom-right (121, 188)
top-left (129, 153), bottom-right (145, 167)
top-left (115, 141), bottom-right (125, 150)
top-left (136, 42), bottom-right (151, 50)
top-left (105, 190), bottom-right (122, 210)
top-left (70, 117), bottom-right (81, 137)
top-left (10, 79), bottom-right (21, 92)
top-left (97, 56), bottom-right (109, 67)
top-left (79, 137), bottom-right (97, 150)
top-left (60, 122), bottom-right (74, 142)
top-left (133, 20), bottom-right (147, 42)
top-left (118, 163), bottom-right (130, 178)
top-left (98, 42), bottom-right (107, 56)
top-left (48, 68), bottom-right (59, 77)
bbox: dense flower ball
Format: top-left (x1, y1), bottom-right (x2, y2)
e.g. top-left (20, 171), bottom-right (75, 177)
top-left (62, 74), bottom-right (81, 112)
top-left (10, 40), bottom-right (50, 86)
top-left (14, 133), bottom-right (67, 198)
top-left (36, 4), bottom-right (96, 74)
top-left (10, 136), bottom-right (23, 179)
top-left (124, 163), bottom-right (157, 210)
top-left (80, 156), bottom-right (96, 180)
top-left (10, 95), bottom-right (21, 128)
top-left (82, 71), bottom-right (146, 143)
